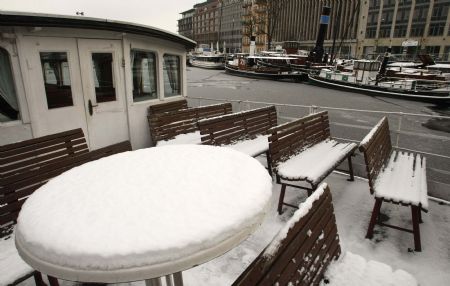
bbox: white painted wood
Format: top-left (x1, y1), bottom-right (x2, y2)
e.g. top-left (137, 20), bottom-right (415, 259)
top-left (77, 39), bottom-right (130, 149)
top-left (20, 36), bottom-right (89, 139)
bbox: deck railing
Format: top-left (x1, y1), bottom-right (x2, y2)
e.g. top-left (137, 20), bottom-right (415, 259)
top-left (187, 95), bottom-right (450, 203)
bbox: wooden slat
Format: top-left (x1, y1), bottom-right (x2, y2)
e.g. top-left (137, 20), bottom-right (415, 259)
top-left (198, 106), bottom-right (277, 149)
top-left (148, 103), bottom-right (232, 144)
top-left (147, 99), bottom-right (188, 115)
top-left (358, 117), bottom-right (392, 193)
top-left (233, 186), bottom-right (340, 286)
top-left (0, 129), bottom-right (132, 232)
top-left (268, 112), bottom-right (331, 167)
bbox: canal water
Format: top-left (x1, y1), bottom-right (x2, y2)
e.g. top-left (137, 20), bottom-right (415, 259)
top-left (186, 67), bottom-right (450, 200)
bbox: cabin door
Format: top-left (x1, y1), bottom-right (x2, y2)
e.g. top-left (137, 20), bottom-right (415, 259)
top-left (22, 37), bottom-right (89, 138)
top-left (77, 39), bottom-right (129, 149)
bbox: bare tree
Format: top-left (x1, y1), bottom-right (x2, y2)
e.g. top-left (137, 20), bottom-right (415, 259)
top-left (261, 0), bottom-right (289, 50)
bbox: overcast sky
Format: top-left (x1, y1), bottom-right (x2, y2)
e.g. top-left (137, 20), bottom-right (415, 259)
top-left (0, 0), bottom-right (200, 33)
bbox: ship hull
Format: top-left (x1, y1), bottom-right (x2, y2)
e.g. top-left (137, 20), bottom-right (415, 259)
top-left (225, 65), bottom-right (308, 82)
top-left (308, 75), bottom-right (450, 104)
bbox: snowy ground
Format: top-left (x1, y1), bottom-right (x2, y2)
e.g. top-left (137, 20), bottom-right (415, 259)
top-left (17, 171), bottom-right (450, 286)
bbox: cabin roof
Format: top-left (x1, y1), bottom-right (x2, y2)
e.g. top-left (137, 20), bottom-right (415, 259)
top-left (0, 11), bottom-right (196, 49)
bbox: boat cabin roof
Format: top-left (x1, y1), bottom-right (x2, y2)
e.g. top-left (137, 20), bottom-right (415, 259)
top-left (0, 11), bottom-right (196, 49)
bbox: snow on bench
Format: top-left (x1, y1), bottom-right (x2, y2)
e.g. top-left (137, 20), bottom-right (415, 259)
top-left (268, 111), bottom-right (357, 214)
top-left (232, 183), bottom-right (418, 286)
top-left (198, 106), bottom-right (277, 173)
top-left (359, 117), bottom-right (428, 251)
top-left (148, 103), bottom-right (232, 146)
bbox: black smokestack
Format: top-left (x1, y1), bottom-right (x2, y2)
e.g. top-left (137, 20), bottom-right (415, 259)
top-left (376, 47), bottom-right (392, 84)
top-left (310, 6), bottom-right (331, 63)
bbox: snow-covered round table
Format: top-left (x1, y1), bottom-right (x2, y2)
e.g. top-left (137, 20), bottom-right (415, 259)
top-left (15, 145), bottom-right (272, 284)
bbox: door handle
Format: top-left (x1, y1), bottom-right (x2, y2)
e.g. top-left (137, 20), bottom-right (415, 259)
top-left (88, 100), bottom-right (98, 116)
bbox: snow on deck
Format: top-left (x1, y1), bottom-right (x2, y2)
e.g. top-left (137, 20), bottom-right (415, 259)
top-left (276, 140), bottom-right (356, 184)
top-left (15, 173), bottom-right (450, 286)
top-left (323, 251), bottom-right (417, 285)
top-left (0, 233), bottom-right (33, 286)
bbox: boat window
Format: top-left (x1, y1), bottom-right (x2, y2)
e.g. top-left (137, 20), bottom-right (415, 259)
top-left (131, 50), bottom-right (158, 102)
top-left (91, 53), bottom-right (116, 103)
top-left (0, 48), bottom-right (19, 122)
top-left (40, 52), bottom-right (74, 109)
top-left (163, 54), bottom-right (181, 97)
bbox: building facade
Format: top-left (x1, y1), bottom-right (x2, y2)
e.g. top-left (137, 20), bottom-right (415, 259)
top-left (273, 0), bottom-right (359, 58)
top-left (220, 0), bottom-right (244, 53)
top-left (191, 0), bottom-right (221, 49)
top-left (178, 9), bottom-right (195, 39)
top-left (358, 0), bottom-right (450, 60)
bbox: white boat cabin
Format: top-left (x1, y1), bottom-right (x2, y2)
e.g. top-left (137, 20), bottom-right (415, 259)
top-left (320, 60), bottom-right (381, 83)
top-left (0, 11), bottom-right (195, 149)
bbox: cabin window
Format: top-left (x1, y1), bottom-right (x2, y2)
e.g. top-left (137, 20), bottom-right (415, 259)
top-left (91, 53), bottom-right (116, 103)
top-left (163, 54), bottom-right (181, 97)
top-left (0, 48), bottom-right (19, 122)
top-left (40, 52), bottom-right (74, 109)
top-left (131, 50), bottom-right (157, 102)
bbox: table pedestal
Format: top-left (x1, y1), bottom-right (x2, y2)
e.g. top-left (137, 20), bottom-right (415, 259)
top-left (145, 272), bottom-right (183, 286)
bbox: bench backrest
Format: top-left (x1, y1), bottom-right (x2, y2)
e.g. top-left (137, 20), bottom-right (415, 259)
top-left (198, 105), bottom-right (277, 146)
top-left (358, 117), bottom-right (392, 194)
top-left (233, 184), bottom-right (341, 286)
top-left (148, 103), bottom-right (232, 145)
top-left (0, 129), bottom-right (132, 236)
top-left (268, 111), bottom-right (331, 167)
top-left (147, 99), bottom-right (188, 115)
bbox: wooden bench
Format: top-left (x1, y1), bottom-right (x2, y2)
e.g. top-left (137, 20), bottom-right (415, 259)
top-left (268, 111), bottom-right (357, 214)
top-left (198, 106), bottom-right (277, 173)
top-left (147, 99), bottom-right (188, 115)
top-left (233, 184), bottom-right (341, 285)
top-left (148, 103), bottom-right (232, 146)
top-left (359, 117), bottom-right (428, 252)
top-left (233, 183), bottom-right (418, 286)
top-left (0, 128), bottom-right (131, 286)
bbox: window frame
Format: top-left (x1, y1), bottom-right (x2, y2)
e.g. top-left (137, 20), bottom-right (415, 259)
top-left (130, 49), bottom-right (160, 103)
top-left (162, 53), bottom-right (183, 98)
top-left (0, 46), bottom-right (21, 124)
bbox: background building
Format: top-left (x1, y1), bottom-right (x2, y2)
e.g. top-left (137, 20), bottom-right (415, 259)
top-left (220, 0), bottom-right (244, 53)
top-left (358, 0), bottom-right (450, 60)
top-left (273, 0), bottom-right (360, 58)
top-left (179, 0), bottom-right (450, 60)
top-left (178, 9), bottom-right (195, 40)
top-left (192, 0), bottom-right (221, 49)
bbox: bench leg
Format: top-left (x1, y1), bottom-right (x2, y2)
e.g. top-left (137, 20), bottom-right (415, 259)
top-left (278, 184), bottom-right (287, 215)
top-left (366, 198), bottom-right (383, 239)
top-left (33, 272), bottom-right (46, 286)
top-left (276, 175), bottom-right (281, 184)
top-left (411, 205), bottom-right (422, 252)
top-left (47, 276), bottom-right (60, 286)
top-left (265, 151), bottom-right (273, 177)
top-left (418, 209), bottom-right (423, 223)
top-left (347, 155), bottom-right (354, 181)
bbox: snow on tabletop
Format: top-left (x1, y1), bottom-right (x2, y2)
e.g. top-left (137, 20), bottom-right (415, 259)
top-left (156, 131), bottom-right (201, 146)
top-left (276, 140), bottom-right (357, 184)
top-left (0, 232), bottom-right (33, 285)
top-left (16, 145), bottom-right (272, 271)
top-left (321, 251), bottom-right (418, 286)
top-left (360, 117), bottom-right (386, 148)
top-left (226, 135), bottom-right (269, 157)
top-left (374, 151), bottom-right (428, 210)
top-left (263, 183), bottom-right (327, 258)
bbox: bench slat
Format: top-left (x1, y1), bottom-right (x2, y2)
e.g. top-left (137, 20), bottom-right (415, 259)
top-left (232, 185), bottom-right (340, 286)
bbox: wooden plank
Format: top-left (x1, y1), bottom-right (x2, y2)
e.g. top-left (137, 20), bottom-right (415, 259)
top-left (147, 99), bottom-right (187, 114)
top-left (232, 187), bottom-right (341, 286)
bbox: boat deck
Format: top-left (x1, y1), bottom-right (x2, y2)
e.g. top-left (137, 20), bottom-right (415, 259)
top-left (15, 172), bottom-right (449, 286)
